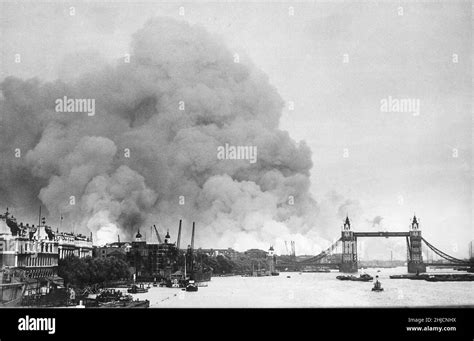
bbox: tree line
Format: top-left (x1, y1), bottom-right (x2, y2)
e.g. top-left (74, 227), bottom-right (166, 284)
top-left (58, 255), bottom-right (131, 288)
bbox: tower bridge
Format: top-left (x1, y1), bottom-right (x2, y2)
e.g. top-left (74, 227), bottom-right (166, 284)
top-left (291, 215), bottom-right (473, 273)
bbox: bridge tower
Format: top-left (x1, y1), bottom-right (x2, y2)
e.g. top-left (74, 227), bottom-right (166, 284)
top-left (407, 215), bottom-right (426, 273)
top-left (340, 216), bottom-right (358, 273)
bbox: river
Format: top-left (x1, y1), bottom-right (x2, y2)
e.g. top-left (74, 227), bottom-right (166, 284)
top-left (125, 267), bottom-right (474, 308)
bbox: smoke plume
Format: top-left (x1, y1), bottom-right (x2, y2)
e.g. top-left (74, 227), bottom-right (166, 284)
top-left (0, 17), bottom-right (339, 252)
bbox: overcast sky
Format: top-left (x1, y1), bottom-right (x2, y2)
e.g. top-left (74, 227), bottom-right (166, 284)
top-left (0, 0), bottom-right (472, 258)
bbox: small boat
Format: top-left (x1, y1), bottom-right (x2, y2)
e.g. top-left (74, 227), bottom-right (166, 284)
top-left (286, 276), bottom-right (291, 278)
top-left (127, 284), bottom-right (148, 294)
top-left (185, 280), bottom-right (198, 292)
top-left (372, 275), bottom-right (383, 291)
top-left (271, 272), bottom-right (280, 276)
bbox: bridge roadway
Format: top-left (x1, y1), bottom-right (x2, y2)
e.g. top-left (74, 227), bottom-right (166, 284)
top-left (424, 262), bottom-right (473, 267)
top-left (353, 231), bottom-right (410, 237)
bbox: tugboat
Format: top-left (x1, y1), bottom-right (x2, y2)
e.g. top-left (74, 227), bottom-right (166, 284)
top-left (185, 280), bottom-right (198, 292)
top-left (127, 283), bottom-right (149, 294)
top-left (372, 275), bottom-right (384, 292)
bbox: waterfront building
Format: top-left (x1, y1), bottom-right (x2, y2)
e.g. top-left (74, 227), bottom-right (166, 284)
top-left (129, 229), bottom-right (179, 280)
top-left (56, 231), bottom-right (93, 259)
top-left (94, 242), bottom-right (131, 259)
top-left (0, 208), bottom-right (93, 301)
top-left (0, 209), bottom-right (59, 279)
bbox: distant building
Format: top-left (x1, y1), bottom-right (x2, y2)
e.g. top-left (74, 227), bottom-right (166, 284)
top-left (199, 248), bottom-right (240, 260)
top-left (56, 231), bottom-right (93, 259)
top-left (94, 242), bottom-right (131, 259)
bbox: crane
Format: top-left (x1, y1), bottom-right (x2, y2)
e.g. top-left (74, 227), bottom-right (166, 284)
top-left (153, 225), bottom-right (163, 244)
top-left (191, 222), bottom-right (195, 250)
top-left (177, 220), bottom-right (182, 249)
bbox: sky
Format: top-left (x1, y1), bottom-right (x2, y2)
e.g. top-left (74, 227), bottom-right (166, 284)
top-left (0, 0), bottom-right (472, 258)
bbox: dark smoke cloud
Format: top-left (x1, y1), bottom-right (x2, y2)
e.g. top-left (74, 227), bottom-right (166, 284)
top-left (0, 17), bottom-right (337, 252)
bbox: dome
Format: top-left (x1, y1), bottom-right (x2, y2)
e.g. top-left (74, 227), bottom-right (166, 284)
top-left (135, 230), bottom-right (142, 239)
top-left (165, 230), bottom-right (170, 239)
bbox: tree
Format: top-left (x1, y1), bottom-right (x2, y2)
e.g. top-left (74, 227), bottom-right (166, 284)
top-left (58, 255), bottom-right (131, 288)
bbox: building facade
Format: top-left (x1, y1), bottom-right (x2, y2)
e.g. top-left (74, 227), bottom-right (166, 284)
top-left (1, 208), bottom-right (93, 282)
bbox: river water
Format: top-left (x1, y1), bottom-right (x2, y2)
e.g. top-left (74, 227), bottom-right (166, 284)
top-left (125, 267), bottom-right (474, 308)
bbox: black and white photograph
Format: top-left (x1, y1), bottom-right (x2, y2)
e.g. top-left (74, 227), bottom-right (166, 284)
top-left (0, 0), bottom-right (472, 338)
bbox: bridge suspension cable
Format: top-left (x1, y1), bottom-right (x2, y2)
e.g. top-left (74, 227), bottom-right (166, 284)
top-left (421, 237), bottom-right (466, 263)
top-left (299, 238), bottom-right (342, 264)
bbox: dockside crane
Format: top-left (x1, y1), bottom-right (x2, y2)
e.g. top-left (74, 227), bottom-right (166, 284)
top-left (177, 219), bottom-right (182, 249)
top-left (153, 224), bottom-right (163, 244)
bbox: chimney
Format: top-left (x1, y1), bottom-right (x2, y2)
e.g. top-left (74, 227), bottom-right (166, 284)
top-left (177, 219), bottom-right (182, 249)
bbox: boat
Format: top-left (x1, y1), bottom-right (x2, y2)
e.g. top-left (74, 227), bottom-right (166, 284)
top-left (372, 275), bottom-right (383, 292)
top-left (185, 280), bottom-right (198, 292)
top-left (358, 273), bottom-right (374, 281)
top-left (97, 294), bottom-right (150, 308)
top-left (424, 274), bottom-right (474, 282)
top-left (271, 272), bottom-right (280, 276)
top-left (336, 274), bottom-right (373, 282)
top-left (390, 273), bottom-right (474, 282)
top-left (127, 284), bottom-right (148, 294)
top-left (96, 289), bottom-right (124, 303)
top-left (286, 276), bottom-right (291, 278)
